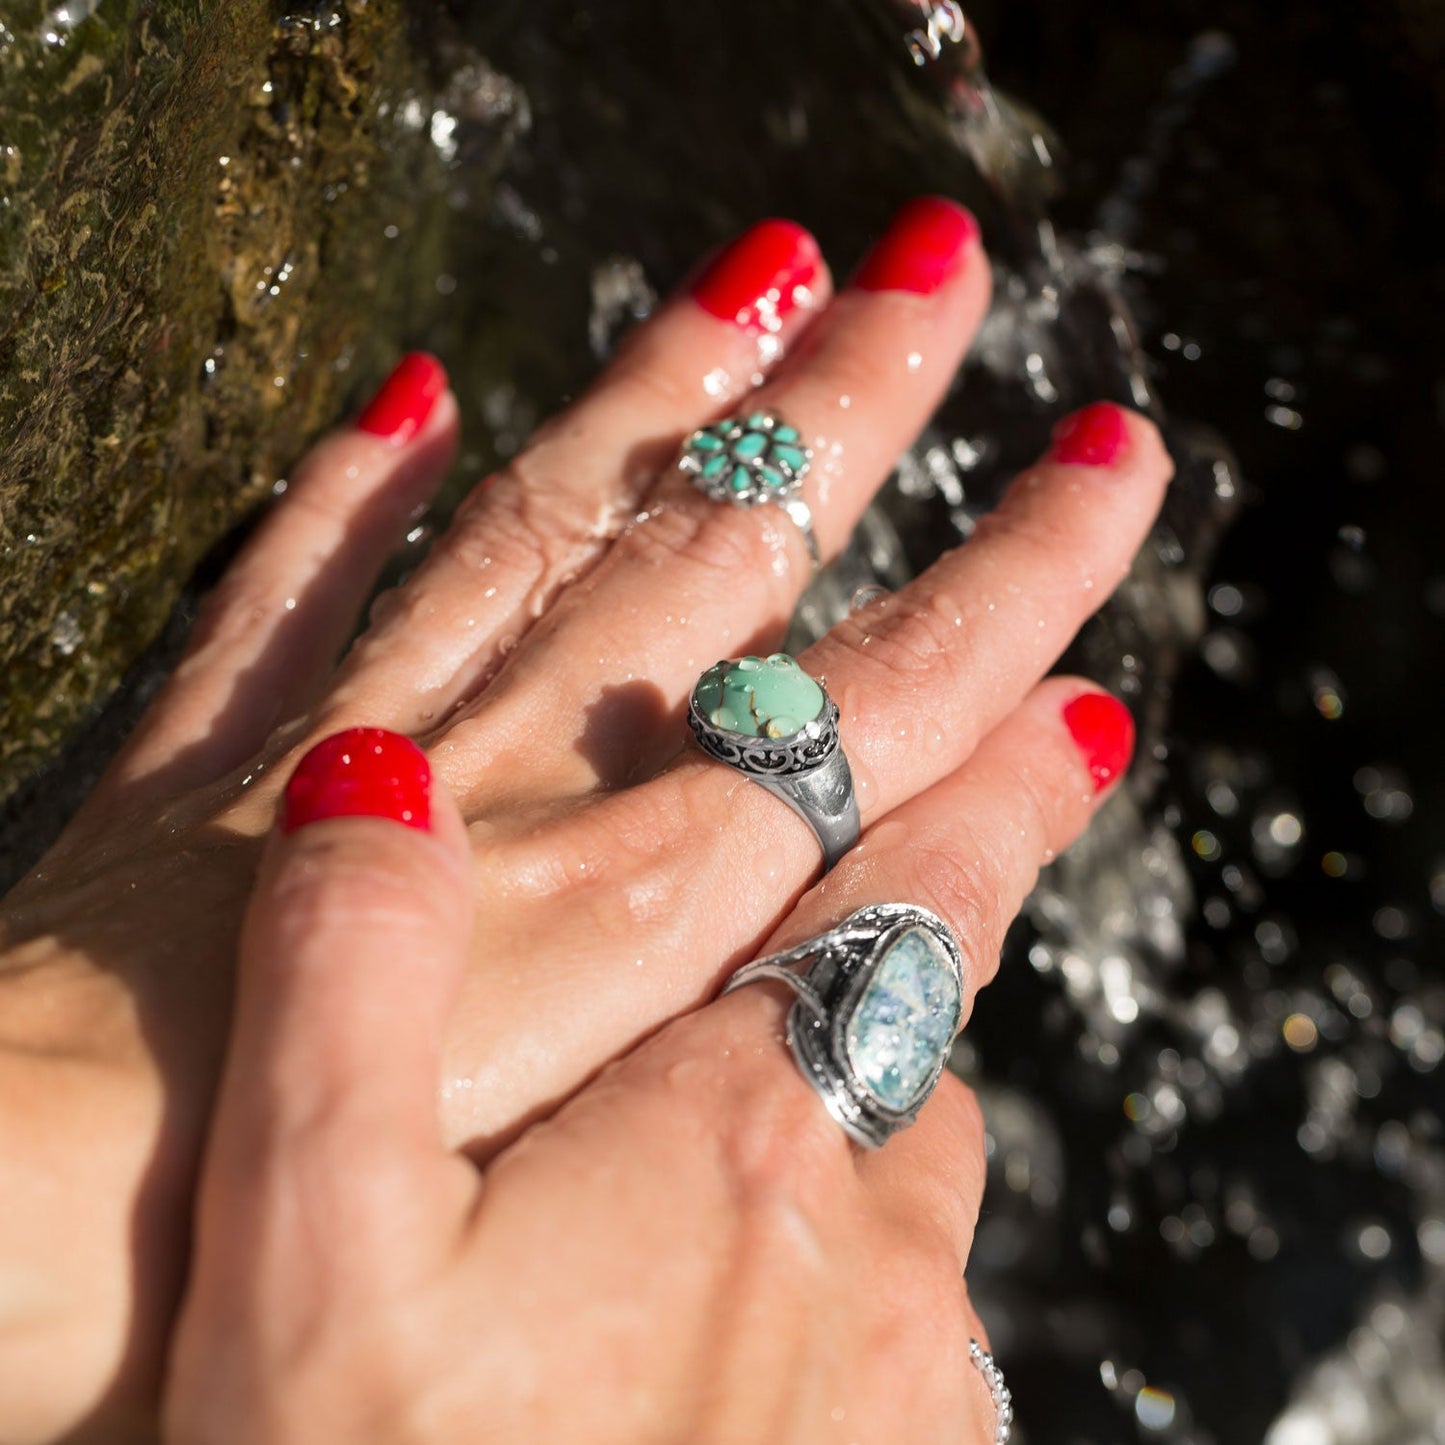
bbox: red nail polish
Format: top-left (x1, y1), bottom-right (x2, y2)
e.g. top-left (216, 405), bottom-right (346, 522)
top-left (357, 352), bottom-right (448, 445)
top-left (282, 728), bottom-right (432, 834)
top-left (691, 219), bottom-right (822, 333)
top-left (1063, 693), bottom-right (1135, 794)
top-left (852, 196), bottom-right (980, 294)
top-left (1049, 402), bottom-right (1130, 467)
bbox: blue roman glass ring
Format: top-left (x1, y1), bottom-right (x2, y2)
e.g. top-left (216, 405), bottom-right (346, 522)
top-left (723, 902), bottom-right (965, 1148)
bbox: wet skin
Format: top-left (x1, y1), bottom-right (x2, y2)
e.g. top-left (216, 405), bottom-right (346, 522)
top-left (0, 205), bottom-right (1169, 1441)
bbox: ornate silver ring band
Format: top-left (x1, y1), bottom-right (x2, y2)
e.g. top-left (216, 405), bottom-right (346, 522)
top-left (689, 654), bottom-right (859, 871)
top-left (723, 902), bottom-right (965, 1148)
top-left (677, 410), bottom-right (820, 569)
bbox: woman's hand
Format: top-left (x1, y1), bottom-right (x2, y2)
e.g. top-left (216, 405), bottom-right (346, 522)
top-left (160, 735), bottom-right (996, 1442)
top-left (164, 712), bottom-right (1052, 1443)
top-left (0, 198), bottom-right (1171, 1439)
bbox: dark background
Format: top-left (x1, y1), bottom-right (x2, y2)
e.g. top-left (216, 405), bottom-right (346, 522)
top-left (966, 3), bottom-right (1445, 1438)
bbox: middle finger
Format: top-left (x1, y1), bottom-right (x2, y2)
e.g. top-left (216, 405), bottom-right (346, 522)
top-left (435, 198), bottom-right (989, 809)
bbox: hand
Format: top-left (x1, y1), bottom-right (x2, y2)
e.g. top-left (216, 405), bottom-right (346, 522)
top-left (163, 736), bottom-right (1004, 1443)
top-left (0, 198), bottom-right (1171, 1439)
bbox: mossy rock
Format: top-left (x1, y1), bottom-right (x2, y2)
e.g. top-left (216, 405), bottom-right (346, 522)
top-left (0, 0), bottom-right (485, 804)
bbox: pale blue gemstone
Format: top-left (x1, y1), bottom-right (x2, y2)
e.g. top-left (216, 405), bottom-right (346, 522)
top-left (701, 452), bottom-right (730, 479)
top-left (733, 430), bottom-right (768, 459)
top-left (691, 429), bottom-right (725, 452)
top-left (772, 424), bottom-right (800, 444)
top-left (772, 444), bottom-right (807, 472)
top-left (845, 927), bottom-right (960, 1112)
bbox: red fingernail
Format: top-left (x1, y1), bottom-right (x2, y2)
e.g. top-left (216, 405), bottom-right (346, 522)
top-left (1049, 402), bottom-right (1130, 467)
top-left (691, 219), bottom-right (823, 333)
top-left (357, 352), bottom-right (448, 445)
top-left (282, 728), bottom-right (432, 834)
top-left (1063, 693), bottom-right (1135, 794)
top-left (852, 196), bottom-right (980, 294)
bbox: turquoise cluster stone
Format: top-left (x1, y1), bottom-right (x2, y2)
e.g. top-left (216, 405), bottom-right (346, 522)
top-left (683, 412), bottom-right (809, 499)
top-left (845, 927), bottom-right (961, 1112)
top-left (693, 654), bottom-right (826, 739)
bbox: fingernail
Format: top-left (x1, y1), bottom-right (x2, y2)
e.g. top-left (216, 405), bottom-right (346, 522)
top-left (852, 196), bottom-right (980, 294)
top-left (357, 352), bottom-right (448, 445)
top-left (282, 728), bottom-right (432, 834)
top-left (1049, 402), bottom-right (1130, 467)
top-left (691, 218), bottom-right (823, 333)
top-left (1063, 693), bottom-right (1135, 794)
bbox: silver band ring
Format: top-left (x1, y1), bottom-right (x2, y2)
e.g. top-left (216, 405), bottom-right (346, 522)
top-left (723, 902), bottom-right (965, 1148)
top-left (688, 654), bottom-right (859, 871)
top-left (677, 410), bottom-right (820, 568)
top-left (970, 1340), bottom-right (1014, 1443)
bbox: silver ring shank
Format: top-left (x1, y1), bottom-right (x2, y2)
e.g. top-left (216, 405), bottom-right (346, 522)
top-left (749, 747), bottom-right (858, 872)
top-left (689, 689), bottom-right (859, 874)
top-left (778, 494), bottom-right (820, 570)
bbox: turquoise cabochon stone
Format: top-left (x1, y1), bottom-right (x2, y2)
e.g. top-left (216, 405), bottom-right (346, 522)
top-left (693, 653), bottom-right (826, 738)
top-left (845, 927), bottom-right (961, 1112)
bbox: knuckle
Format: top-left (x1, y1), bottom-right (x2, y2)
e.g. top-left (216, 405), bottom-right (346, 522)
top-left (906, 832), bottom-right (1004, 985)
top-left (974, 477), bottom-right (1083, 561)
top-left (605, 361), bottom-right (704, 422)
top-left (1000, 752), bottom-right (1059, 858)
top-left (266, 835), bottom-right (444, 953)
top-left (835, 588), bottom-right (974, 695)
top-left (617, 495), bottom-right (793, 603)
top-left (712, 1066), bottom-right (851, 1214)
top-left (441, 474), bottom-right (554, 587)
top-left (184, 568), bottom-right (281, 657)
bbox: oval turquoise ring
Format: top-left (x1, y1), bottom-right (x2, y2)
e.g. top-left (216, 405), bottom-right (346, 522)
top-left (723, 902), bottom-right (966, 1149)
top-left (677, 411), bottom-right (820, 568)
top-left (689, 653), bottom-right (859, 870)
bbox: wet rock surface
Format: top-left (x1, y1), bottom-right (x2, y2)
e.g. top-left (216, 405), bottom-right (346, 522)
top-left (0, 0), bottom-right (465, 804)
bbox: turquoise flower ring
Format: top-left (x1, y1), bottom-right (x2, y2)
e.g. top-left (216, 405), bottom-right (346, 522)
top-left (689, 654), bottom-right (859, 871)
top-left (677, 410), bottom-right (819, 568)
top-left (722, 902), bottom-right (967, 1149)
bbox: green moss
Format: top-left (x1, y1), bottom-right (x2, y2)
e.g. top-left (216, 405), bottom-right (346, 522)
top-left (0, 0), bottom-right (470, 801)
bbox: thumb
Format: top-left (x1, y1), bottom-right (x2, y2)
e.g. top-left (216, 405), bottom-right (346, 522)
top-left (170, 729), bottom-right (474, 1425)
top-left (209, 726), bottom-right (474, 1201)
